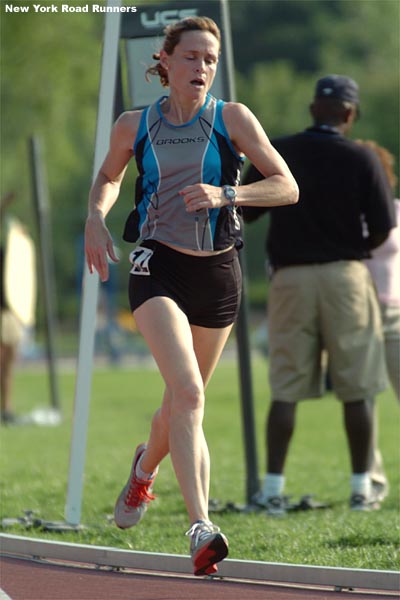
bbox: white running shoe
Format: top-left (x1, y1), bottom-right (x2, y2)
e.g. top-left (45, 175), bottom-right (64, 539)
top-left (114, 443), bottom-right (158, 529)
top-left (186, 520), bottom-right (228, 576)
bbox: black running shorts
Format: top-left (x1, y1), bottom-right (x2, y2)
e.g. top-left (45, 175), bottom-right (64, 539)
top-left (128, 241), bottom-right (242, 328)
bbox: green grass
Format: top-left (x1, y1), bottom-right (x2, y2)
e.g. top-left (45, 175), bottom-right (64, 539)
top-left (1, 355), bottom-right (399, 571)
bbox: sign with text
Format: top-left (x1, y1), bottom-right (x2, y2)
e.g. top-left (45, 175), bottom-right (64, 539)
top-left (121, 0), bottom-right (234, 108)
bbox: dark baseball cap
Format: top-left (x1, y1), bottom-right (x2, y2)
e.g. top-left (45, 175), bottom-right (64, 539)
top-left (315, 74), bottom-right (360, 105)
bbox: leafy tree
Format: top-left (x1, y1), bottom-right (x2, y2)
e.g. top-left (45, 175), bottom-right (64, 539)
top-left (230, 0), bottom-right (342, 74)
top-left (1, 5), bottom-right (103, 321)
top-left (233, 0), bottom-right (399, 159)
top-left (1, 0), bottom-right (398, 319)
top-left (233, 1), bottom-right (399, 294)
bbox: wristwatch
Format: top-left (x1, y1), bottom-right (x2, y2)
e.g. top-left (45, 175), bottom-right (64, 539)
top-left (222, 185), bottom-right (237, 207)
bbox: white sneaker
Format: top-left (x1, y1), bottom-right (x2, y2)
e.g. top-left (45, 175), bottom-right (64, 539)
top-left (186, 520), bottom-right (228, 576)
top-left (350, 491), bottom-right (381, 512)
top-left (252, 492), bottom-right (287, 516)
top-left (371, 479), bottom-right (389, 502)
top-left (114, 443), bottom-right (158, 529)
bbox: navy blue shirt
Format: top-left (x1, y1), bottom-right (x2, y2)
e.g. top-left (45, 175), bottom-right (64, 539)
top-left (242, 127), bottom-right (395, 267)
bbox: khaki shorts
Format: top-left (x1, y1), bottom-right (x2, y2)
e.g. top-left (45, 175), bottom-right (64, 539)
top-left (268, 261), bottom-right (388, 402)
top-left (1, 309), bottom-right (24, 346)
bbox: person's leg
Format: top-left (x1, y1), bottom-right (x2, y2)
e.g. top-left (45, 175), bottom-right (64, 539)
top-left (133, 297), bottom-right (233, 576)
top-left (0, 342), bottom-right (17, 420)
top-left (385, 335), bottom-right (400, 401)
top-left (367, 397), bottom-right (389, 499)
top-left (385, 334), bottom-right (400, 402)
top-left (134, 296), bottom-right (232, 524)
top-left (342, 398), bottom-right (381, 509)
top-left (266, 400), bottom-right (297, 475)
top-left (365, 302), bottom-right (396, 500)
top-left (184, 321), bottom-right (233, 574)
top-left (321, 262), bottom-right (388, 509)
top-left (266, 400), bottom-right (297, 474)
top-left (139, 393), bottom-right (170, 474)
top-left (255, 400), bottom-right (296, 511)
top-left (1, 310), bottom-right (24, 423)
top-left (259, 266), bottom-right (320, 511)
top-left (381, 303), bottom-right (400, 402)
top-left (190, 322), bottom-right (233, 508)
top-left (140, 320), bottom-right (233, 478)
top-left (343, 399), bottom-right (372, 474)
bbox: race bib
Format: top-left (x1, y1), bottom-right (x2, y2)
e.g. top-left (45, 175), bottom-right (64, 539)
top-left (129, 246), bottom-right (154, 276)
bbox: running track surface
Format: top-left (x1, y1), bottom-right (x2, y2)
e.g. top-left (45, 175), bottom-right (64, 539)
top-left (1, 557), bottom-right (398, 600)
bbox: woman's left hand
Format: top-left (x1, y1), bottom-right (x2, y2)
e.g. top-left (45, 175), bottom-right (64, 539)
top-left (180, 184), bottom-right (226, 212)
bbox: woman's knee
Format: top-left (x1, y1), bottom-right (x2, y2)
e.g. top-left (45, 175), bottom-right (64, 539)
top-left (169, 379), bottom-right (205, 414)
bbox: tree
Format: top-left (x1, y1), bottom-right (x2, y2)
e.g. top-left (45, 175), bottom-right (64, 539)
top-left (1, 6), bottom-right (104, 320)
top-left (1, 0), bottom-right (398, 318)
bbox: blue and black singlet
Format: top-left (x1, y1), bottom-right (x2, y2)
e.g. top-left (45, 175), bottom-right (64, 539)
top-left (123, 93), bottom-right (245, 252)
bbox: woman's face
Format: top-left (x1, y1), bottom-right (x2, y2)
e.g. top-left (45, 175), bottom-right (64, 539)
top-left (161, 30), bottom-right (220, 99)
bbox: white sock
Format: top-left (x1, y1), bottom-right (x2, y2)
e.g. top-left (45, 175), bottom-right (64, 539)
top-left (135, 454), bottom-right (157, 481)
top-left (351, 473), bottom-right (371, 497)
top-left (262, 473), bottom-right (285, 499)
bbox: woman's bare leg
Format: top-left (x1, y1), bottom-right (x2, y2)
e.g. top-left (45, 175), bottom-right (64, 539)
top-left (134, 296), bottom-right (232, 523)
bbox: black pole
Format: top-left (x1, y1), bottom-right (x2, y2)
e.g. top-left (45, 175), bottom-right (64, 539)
top-left (221, 0), bottom-right (260, 505)
top-left (29, 135), bottom-right (61, 412)
top-left (235, 248), bottom-right (260, 504)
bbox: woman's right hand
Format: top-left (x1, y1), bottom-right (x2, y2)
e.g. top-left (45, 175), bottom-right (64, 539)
top-left (84, 211), bottom-right (119, 282)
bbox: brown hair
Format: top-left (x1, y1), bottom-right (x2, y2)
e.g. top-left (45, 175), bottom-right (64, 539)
top-left (145, 17), bottom-right (221, 88)
top-left (355, 139), bottom-right (398, 190)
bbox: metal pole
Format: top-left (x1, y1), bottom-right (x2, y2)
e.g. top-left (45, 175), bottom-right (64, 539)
top-left (29, 135), bottom-right (61, 413)
top-left (221, 0), bottom-right (260, 504)
top-left (64, 1), bottom-right (122, 526)
top-left (236, 249), bottom-right (260, 503)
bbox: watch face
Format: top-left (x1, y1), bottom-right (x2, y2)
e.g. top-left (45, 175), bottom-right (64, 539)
top-left (224, 186), bottom-right (236, 199)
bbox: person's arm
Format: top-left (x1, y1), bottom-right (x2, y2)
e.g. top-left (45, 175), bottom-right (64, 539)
top-left (224, 102), bottom-right (299, 207)
top-left (85, 110), bottom-right (141, 281)
top-left (182, 102), bottom-right (298, 213)
top-left (241, 163), bottom-right (269, 223)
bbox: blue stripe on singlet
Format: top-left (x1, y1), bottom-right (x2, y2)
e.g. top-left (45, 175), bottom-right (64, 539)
top-left (135, 108), bottom-right (161, 236)
top-left (201, 103), bottom-right (222, 241)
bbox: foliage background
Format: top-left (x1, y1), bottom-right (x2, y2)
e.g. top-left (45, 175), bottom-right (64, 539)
top-left (1, 0), bottom-right (399, 324)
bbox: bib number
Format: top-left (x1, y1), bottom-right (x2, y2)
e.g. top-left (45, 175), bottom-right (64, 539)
top-left (129, 246), bottom-right (153, 276)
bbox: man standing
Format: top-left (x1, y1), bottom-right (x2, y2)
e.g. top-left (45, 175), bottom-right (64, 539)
top-left (243, 75), bottom-right (396, 512)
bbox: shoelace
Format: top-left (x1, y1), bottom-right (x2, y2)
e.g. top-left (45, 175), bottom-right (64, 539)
top-left (185, 520), bottom-right (220, 546)
top-left (125, 477), bottom-right (155, 508)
